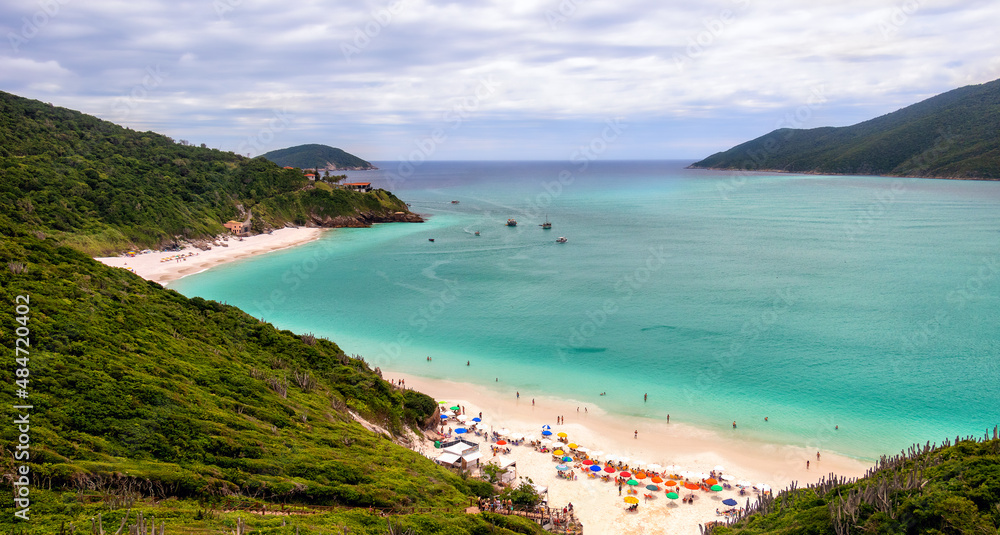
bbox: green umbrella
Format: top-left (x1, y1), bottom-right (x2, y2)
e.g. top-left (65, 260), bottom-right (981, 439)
top-left (666, 491), bottom-right (679, 499)
top-left (627, 479), bottom-right (639, 486)
top-left (450, 406), bottom-right (460, 411)
top-left (711, 484), bottom-right (724, 491)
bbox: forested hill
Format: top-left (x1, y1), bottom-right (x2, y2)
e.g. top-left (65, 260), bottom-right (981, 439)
top-left (690, 77), bottom-right (1000, 179)
top-left (0, 91), bottom-right (410, 256)
top-left (261, 143), bottom-right (376, 170)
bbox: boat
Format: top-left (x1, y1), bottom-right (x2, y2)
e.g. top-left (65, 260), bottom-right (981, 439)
top-left (451, 200), bottom-right (460, 204)
top-left (474, 231), bottom-right (480, 236)
top-left (556, 237), bottom-right (567, 243)
top-left (428, 238), bottom-right (435, 242)
top-left (507, 218), bottom-right (517, 227)
top-left (540, 215), bottom-right (552, 229)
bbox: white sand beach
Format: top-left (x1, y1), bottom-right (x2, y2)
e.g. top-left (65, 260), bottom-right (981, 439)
top-left (395, 372), bottom-right (871, 535)
top-left (95, 227), bottom-right (325, 285)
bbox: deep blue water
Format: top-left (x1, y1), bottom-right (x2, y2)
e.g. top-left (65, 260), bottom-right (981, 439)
top-left (170, 161), bottom-right (1000, 459)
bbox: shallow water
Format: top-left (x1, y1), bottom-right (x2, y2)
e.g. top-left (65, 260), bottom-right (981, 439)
top-left (171, 161), bottom-right (1000, 459)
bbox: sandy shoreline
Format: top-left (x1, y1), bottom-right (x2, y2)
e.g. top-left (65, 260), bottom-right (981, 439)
top-left (94, 227), bottom-right (325, 285)
top-left (394, 371), bottom-right (871, 535)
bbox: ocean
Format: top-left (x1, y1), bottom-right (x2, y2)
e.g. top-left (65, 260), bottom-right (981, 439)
top-left (169, 160), bottom-right (1000, 460)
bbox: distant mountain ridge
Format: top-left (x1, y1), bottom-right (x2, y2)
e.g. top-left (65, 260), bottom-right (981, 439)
top-left (690, 78), bottom-right (1000, 179)
top-left (262, 143), bottom-right (376, 170)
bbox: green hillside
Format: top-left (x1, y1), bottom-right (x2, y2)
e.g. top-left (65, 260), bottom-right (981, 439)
top-left (709, 433), bottom-right (1000, 535)
top-left (0, 92), bottom-right (409, 256)
top-left (261, 144), bottom-right (376, 170)
top-left (690, 78), bottom-right (1000, 179)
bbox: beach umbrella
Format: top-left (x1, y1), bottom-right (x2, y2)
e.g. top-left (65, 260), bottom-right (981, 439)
top-left (684, 482), bottom-right (700, 490)
top-left (454, 428), bottom-right (467, 434)
top-left (472, 417), bottom-right (482, 422)
top-left (511, 433), bottom-right (524, 440)
top-left (721, 475), bottom-right (735, 481)
top-left (698, 472), bottom-right (711, 480)
top-left (666, 492), bottom-right (679, 500)
top-left (567, 443), bottom-right (578, 449)
top-left (498, 428), bottom-right (511, 436)
top-left (634, 471), bottom-right (647, 480)
top-left (604, 466), bottom-right (616, 473)
top-left (591, 450), bottom-right (604, 458)
top-left (619, 471), bottom-right (631, 479)
top-left (557, 432), bottom-right (568, 438)
top-left (556, 464), bottom-right (570, 471)
top-left (450, 406), bottom-right (460, 411)
top-left (626, 479), bottom-right (639, 486)
top-left (624, 496), bottom-right (639, 504)
top-left (541, 430), bottom-right (553, 436)
top-left (456, 415), bottom-right (468, 421)
top-left (711, 484), bottom-right (724, 492)
top-left (650, 476), bottom-right (663, 484)
top-left (439, 414), bottom-right (449, 419)
top-left (582, 459), bottom-right (595, 466)
top-left (705, 478), bottom-right (718, 486)
top-left (761, 485), bottom-right (772, 492)
top-left (553, 450), bottom-right (565, 456)
top-left (589, 465), bottom-right (602, 472)
top-left (562, 456), bottom-right (573, 462)
top-left (722, 498), bottom-right (738, 506)
top-left (525, 434), bottom-right (536, 441)
top-left (496, 440), bottom-right (507, 446)
top-left (542, 424), bottom-right (551, 430)
top-left (576, 446), bottom-right (590, 453)
top-left (664, 480), bottom-right (677, 487)
top-left (646, 484), bottom-right (660, 491)
top-left (738, 480), bottom-right (752, 487)
top-left (540, 439), bottom-right (552, 446)
top-left (618, 456), bottom-right (630, 464)
top-left (635, 460), bottom-right (648, 469)
top-left (605, 455), bottom-right (618, 463)
top-left (647, 463), bottom-right (663, 472)
top-left (714, 465), bottom-right (725, 472)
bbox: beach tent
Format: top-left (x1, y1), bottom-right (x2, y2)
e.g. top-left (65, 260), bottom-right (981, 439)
top-left (722, 498), bottom-right (738, 506)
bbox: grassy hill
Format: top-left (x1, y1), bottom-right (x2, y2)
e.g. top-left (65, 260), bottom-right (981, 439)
top-left (0, 92), bottom-right (409, 256)
top-left (261, 144), bottom-right (376, 170)
top-left (690, 78), bottom-right (1000, 179)
top-left (708, 433), bottom-right (1000, 535)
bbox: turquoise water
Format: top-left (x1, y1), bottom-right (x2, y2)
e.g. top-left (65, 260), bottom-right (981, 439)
top-left (170, 161), bottom-right (1000, 460)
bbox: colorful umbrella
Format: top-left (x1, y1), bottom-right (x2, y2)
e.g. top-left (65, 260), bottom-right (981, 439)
top-left (541, 430), bottom-right (553, 436)
top-left (589, 465), bottom-right (602, 472)
top-left (557, 432), bottom-right (568, 438)
top-left (567, 443), bottom-right (578, 449)
top-left (705, 478), bottom-right (718, 486)
top-left (624, 496), bottom-right (639, 504)
top-left (439, 414), bottom-right (448, 419)
top-left (450, 406), bottom-right (460, 411)
top-left (650, 476), bottom-right (663, 484)
top-left (604, 466), bottom-right (616, 473)
top-left (496, 440), bottom-right (507, 445)
top-left (634, 471), bottom-right (647, 480)
top-left (619, 471), bottom-right (632, 479)
top-left (553, 450), bottom-right (565, 456)
top-left (665, 480), bottom-right (677, 487)
top-left (472, 417), bottom-right (482, 422)
top-left (562, 456), bottom-right (573, 462)
top-left (684, 482), bottom-right (700, 490)
top-left (646, 484), bottom-right (660, 491)
top-left (666, 492), bottom-right (679, 500)
top-left (722, 498), bottom-right (738, 506)
top-left (711, 484), bottom-right (724, 491)
top-left (582, 459), bottom-right (595, 466)
top-left (626, 479), bottom-right (639, 486)
top-left (542, 424), bottom-right (551, 430)
top-left (556, 464), bottom-right (570, 471)
top-left (455, 428), bottom-right (467, 434)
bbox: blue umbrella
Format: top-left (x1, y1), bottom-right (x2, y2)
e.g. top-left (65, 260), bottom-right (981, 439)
top-left (541, 430), bottom-right (553, 436)
top-left (722, 498), bottom-right (738, 506)
top-left (455, 428), bottom-right (467, 434)
top-left (439, 414), bottom-right (449, 419)
top-left (562, 456), bottom-right (573, 462)
top-left (542, 425), bottom-right (552, 430)
top-left (472, 417), bottom-right (482, 422)
top-left (556, 464), bottom-right (570, 471)
top-left (589, 465), bottom-right (602, 472)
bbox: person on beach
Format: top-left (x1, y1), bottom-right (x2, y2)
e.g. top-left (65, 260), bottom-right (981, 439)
top-left (516, 391), bottom-right (519, 399)
top-left (467, 360), bottom-right (470, 366)
top-left (667, 414), bottom-right (670, 423)
top-left (644, 393), bottom-right (647, 401)
top-left (732, 421), bottom-right (737, 429)
top-left (765, 417), bottom-right (768, 421)
top-left (817, 452), bottom-right (821, 461)
top-left (807, 460), bottom-right (810, 469)
top-left (532, 399), bottom-right (535, 406)
top-left (634, 430), bottom-right (638, 439)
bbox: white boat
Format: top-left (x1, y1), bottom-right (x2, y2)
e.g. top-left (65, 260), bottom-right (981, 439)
top-left (556, 237), bottom-right (567, 243)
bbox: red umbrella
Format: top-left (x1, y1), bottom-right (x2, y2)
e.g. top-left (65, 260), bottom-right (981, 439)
top-left (496, 440), bottom-right (507, 445)
top-left (582, 459), bottom-right (595, 466)
top-left (684, 482), bottom-right (700, 490)
top-left (619, 471), bottom-right (632, 479)
top-left (604, 466), bottom-right (616, 473)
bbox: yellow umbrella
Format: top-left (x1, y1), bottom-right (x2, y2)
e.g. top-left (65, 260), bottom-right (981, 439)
top-left (567, 443), bottom-right (578, 449)
top-left (557, 432), bottom-right (568, 438)
top-left (623, 496), bottom-right (639, 504)
top-left (553, 449), bottom-right (565, 456)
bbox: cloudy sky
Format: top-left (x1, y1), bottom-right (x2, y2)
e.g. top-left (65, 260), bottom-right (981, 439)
top-left (2, 0), bottom-right (998, 160)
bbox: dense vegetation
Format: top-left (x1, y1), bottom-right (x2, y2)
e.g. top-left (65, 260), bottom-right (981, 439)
top-left (691, 77), bottom-right (1000, 179)
top-left (710, 434), bottom-right (1000, 535)
top-left (261, 144), bottom-right (375, 170)
top-left (0, 92), bottom-right (406, 256)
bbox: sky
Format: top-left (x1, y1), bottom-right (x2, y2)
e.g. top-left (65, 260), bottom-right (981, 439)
top-left (2, 0), bottom-right (999, 161)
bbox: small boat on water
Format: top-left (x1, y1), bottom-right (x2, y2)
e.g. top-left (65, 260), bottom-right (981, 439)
top-left (428, 238), bottom-right (435, 242)
top-left (451, 200), bottom-right (460, 204)
top-left (507, 218), bottom-right (517, 227)
top-left (474, 231), bottom-right (480, 236)
top-left (540, 215), bottom-right (552, 229)
top-left (556, 237), bottom-right (568, 243)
